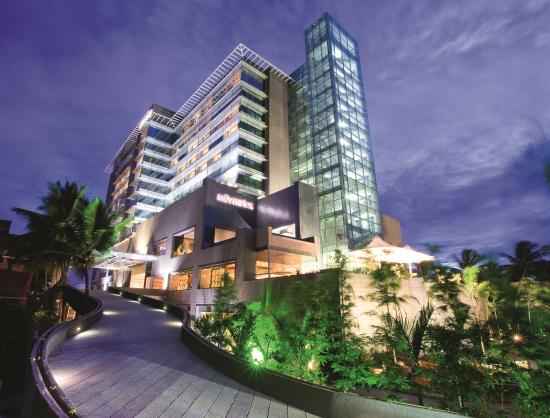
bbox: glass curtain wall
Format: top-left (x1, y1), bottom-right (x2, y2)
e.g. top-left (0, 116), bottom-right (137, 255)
top-left (290, 14), bottom-right (382, 263)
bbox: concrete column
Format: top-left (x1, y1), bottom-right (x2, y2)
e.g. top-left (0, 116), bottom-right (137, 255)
top-left (267, 73), bottom-right (291, 194)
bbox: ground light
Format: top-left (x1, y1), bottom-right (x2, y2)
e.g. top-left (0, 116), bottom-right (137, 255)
top-left (251, 347), bottom-right (264, 365)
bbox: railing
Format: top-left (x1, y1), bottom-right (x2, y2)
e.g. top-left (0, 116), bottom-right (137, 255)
top-left (24, 287), bottom-right (103, 418)
top-left (110, 287), bottom-right (468, 418)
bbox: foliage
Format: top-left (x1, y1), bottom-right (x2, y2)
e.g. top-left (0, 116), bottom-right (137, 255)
top-left (501, 241), bottom-right (550, 282)
top-left (195, 244), bottom-right (550, 417)
top-left (368, 264), bottom-right (406, 315)
top-left (454, 248), bottom-right (483, 270)
top-left (14, 181), bottom-right (129, 295)
top-left (72, 198), bottom-right (130, 294)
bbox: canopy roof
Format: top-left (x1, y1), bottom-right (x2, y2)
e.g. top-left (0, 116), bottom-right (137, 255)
top-left (351, 236), bottom-right (435, 264)
top-left (93, 251), bottom-right (158, 271)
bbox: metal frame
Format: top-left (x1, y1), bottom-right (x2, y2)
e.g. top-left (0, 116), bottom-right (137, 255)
top-left (170, 43), bottom-right (294, 128)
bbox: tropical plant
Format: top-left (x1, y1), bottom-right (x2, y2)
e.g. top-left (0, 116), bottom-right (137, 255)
top-left (516, 277), bottom-right (550, 326)
top-left (454, 248), bottom-right (483, 270)
top-left (463, 266), bottom-right (494, 355)
top-left (195, 272), bottom-right (239, 348)
top-left (13, 181), bottom-right (87, 287)
top-left (368, 264), bottom-right (406, 316)
top-left (381, 304), bottom-right (434, 405)
top-left (71, 198), bottom-right (129, 294)
top-left (502, 241), bottom-right (550, 282)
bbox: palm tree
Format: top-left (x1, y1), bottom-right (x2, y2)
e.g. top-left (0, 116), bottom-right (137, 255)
top-left (502, 241), bottom-right (550, 282)
top-left (463, 266), bottom-right (493, 355)
top-left (71, 198), bottom-right (130, 295)
top-left (385, 303), bottom-right (434, 405)
top-left (13, 181), bottom-right (87, 287)
top-left (516, 277), bottom-right (550, 325)
top-left (454, 249), bottom-right (482, 270)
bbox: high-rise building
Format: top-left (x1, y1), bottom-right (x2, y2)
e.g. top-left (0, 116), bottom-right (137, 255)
top-left (106, 45), bottom-right (292, 225)
top-left (289, 14), bottom-right (382, 262)
top-left (105, 13), bottom-right (382, 263)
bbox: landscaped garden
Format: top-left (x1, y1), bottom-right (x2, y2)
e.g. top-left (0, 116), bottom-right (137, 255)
top-left (195, 246), bottom-right (550, 418)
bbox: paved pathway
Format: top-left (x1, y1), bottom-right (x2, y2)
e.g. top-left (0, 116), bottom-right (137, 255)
top-left (49, 291), bottom-right (316, 418)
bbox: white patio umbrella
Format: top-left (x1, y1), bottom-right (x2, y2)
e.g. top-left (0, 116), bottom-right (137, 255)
top-left (350, 236), bottom-right (435, 272)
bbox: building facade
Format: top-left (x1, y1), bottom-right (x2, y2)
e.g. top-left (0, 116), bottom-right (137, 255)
top-left (106, 46), bottom-right (292, 225)
top-left (99, 179), bottom-right (320, 316)
top-left (289, 14), bottom-right (382, 263)
top-left (105, 13), bottom-right (383, 266)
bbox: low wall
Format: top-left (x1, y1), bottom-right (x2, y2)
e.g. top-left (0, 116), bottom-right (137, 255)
top-left (25, 287), bottom-right (103, 418)
top-left (111, 287), bottom-right (467, 418)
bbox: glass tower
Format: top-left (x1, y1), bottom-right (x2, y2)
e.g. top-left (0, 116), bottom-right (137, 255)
top-left (289, 13), bottom-right (382, 263)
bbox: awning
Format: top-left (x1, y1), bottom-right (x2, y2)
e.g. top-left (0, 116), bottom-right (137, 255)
top-left (93, 251), bottom-right (158, 271)
top-left (350, 236), bottom-right (435, 265)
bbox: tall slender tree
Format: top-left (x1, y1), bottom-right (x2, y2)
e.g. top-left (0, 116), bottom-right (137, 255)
top-left (454, 248), bottom-right (483, 270)
top-left (13, 181), bottom-right (87, 287)
top-left (502, 241), bottom-right (549, 282)
top-left (71, 198), bottom-right (130, 295)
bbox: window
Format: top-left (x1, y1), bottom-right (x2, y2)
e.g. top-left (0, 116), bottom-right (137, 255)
top-left (214, 227), bottom-right (237, 243)
top-left (199, 262), bottom-right (236, 288)
top-left (172, 227), bottom-right (195, 257)
top-left (169, 270), bottom-right (192, 290)
top-left (153, 238), bottom-right (167, 256)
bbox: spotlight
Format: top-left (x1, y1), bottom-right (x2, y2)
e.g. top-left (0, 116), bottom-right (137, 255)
top-left (513, 334), bottom-right (524, 344)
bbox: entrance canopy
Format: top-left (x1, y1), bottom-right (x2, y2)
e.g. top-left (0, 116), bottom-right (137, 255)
top-left (93, 251), bottom-right (158, 271)
top-left (350, 236), bottom-right (435, 265)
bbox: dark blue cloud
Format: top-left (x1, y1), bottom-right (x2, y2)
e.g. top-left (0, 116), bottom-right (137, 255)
top-left (1, 0), bottom-right (549, 258)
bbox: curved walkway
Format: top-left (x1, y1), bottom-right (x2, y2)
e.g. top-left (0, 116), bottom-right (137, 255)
top-left (49, 291), bottom-right (316, 418)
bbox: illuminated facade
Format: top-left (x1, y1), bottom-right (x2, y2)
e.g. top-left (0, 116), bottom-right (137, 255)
top-left (106, 45), bottom-right (291, 224)
top-left (106, 13), bottom-right (382, 264)
top-left (289, 14), bottom-right (382, 262)
top-left (100, 179), bottom-right (320, 317)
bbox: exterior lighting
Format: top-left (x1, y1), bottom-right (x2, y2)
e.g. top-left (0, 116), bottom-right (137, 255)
top-left (76, 327), bottom-right (81, 332)
top-left (307, 358), bottom-right (317, 371)
top-left (163, 305), bottom-right (168, 311)
top-left (138, 297), bottom-right (142, 303)
top-left (513, 334), bottom-right (524, 344)
top-left (251, 347), bottom-right (264, 365)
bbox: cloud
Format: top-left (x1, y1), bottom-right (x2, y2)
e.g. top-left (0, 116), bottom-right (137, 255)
top-left (379, 119), bottom-right (550, 258)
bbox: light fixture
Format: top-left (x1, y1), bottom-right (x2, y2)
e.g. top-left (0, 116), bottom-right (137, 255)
top-left (251, 347), bottom-right (264, 365)
top-left (513, 334), bottom-right (524, 344)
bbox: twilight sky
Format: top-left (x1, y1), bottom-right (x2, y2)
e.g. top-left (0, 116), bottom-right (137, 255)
top-left (1, 0), bottom-right (549, 258)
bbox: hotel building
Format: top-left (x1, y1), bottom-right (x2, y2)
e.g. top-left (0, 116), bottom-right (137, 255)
top-left (99, 179), bottom-right (321, 316)
top-left (106, 13), bottom-right (382, 259)
top-left (106, 46), bottom-right (292, 225)
top-left (100, 14), bottom-right (406, 315)
top-left (289, 14), bottom-right (381, 262)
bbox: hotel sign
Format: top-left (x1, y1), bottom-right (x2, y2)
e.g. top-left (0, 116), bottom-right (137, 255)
top-left (216, 193), bottom-right (254, 211)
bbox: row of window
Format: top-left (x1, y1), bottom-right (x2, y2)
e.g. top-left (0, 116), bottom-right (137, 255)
top-left (153, 226), bottom-right (237, 257)
top-left (168, 261), bottom-right (236, 290)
